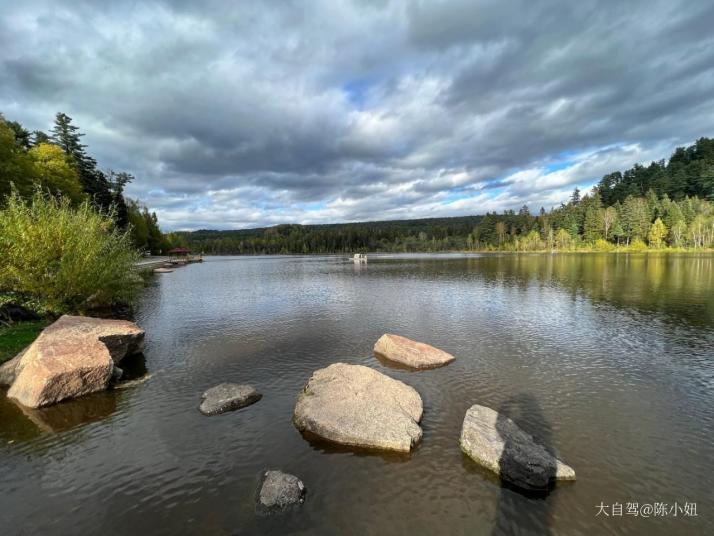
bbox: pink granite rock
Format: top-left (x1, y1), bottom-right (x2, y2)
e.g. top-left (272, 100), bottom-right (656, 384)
top-left (7, 315), bottom-right (144, 408)
top-left (374, 334), bottom-right (455, 370)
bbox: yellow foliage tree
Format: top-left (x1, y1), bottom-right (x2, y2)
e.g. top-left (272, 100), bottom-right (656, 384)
top-left (647, 218), bottom-right (668, 248)
top-left (28, 143), bottom-right (85, 204)
top-left (554, 228), bottom-right (571, 249)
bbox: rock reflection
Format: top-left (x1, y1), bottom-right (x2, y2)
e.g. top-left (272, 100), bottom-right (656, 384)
top-left (493, 394), bottom-right (557, 536)
top-left (14, 391), bottom-right (118, 434)
top-left (297, 429), bottom-right (413, 464)
top-left (0, 352), bottom-right (149, 441)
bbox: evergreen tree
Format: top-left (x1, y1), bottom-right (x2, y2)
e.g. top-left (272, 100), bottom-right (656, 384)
top-left (570, 187), bottom-right (581, 205)
top-left (611, 221), bottom-right (625, 245)
top-left (50, 112), bottom-right (113, 212)
top-left (51, 112), bottom-right (91, 168)
top-left (31, 130), bottom-right (51, 146)
top-left (107, 170), bottom-right (134, 228)
top-left (6, 119), bottom-right (32, 149)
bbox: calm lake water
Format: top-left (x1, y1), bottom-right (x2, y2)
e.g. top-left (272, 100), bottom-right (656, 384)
top-left (1, 253), bottom-right (713, 535)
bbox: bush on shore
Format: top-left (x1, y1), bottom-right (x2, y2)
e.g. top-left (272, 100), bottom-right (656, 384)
top-left (0, 190), bottom-right (141, 316)
top-left (593, 239), bottom-right (615, 252)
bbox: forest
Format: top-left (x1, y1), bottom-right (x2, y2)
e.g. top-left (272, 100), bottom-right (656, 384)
top-left (0, 112), bottom-right (173, 254)
top-left (2, 111), bottom-right (713, 255)
top-left (180, 138), bottom-right (714, 254)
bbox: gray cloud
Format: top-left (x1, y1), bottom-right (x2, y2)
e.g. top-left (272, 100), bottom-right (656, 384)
top-left (1, 0), bottom-right (712, 230)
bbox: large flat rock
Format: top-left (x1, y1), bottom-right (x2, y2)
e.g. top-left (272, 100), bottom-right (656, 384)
top-left (293, 363), bottom-right (423, 453)
top-left (460, 404), bottom-right (576, 489)
top-left (7, 315), bottom-right (145, 408)
top-left (374, 334), bottom-right (455, 369)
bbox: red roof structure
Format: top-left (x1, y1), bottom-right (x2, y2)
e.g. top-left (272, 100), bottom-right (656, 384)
top-left (167, 247), bottom-right (191, 255)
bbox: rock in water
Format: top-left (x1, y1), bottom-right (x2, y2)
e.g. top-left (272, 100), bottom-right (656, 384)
top-left (293, 363), bottom-right (423, 452)
top-left (374, 334), bottom-right (455, 369)
top-left (199, 383), bottom-right (262, 416)
top-left (7, 315), bottom-right (145, 408)
top-left (256, 470), bottom-right (306, 513)
top-left (0, 348), bottom-right (28, 387)
top-left (111, 365), bottom-right (124, 382)
top-left (459, 404), bottom-right (576, 489)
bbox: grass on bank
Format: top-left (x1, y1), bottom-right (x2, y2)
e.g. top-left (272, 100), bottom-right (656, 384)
top-left (0, 321), bottom-right (47, 364)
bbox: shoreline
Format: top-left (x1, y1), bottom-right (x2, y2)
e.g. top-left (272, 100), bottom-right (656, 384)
top-left (147, 248), bottom-right (714, 259)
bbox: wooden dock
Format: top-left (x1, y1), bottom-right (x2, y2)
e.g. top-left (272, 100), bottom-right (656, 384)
top-left (135, 255), bottom-right (204, 271)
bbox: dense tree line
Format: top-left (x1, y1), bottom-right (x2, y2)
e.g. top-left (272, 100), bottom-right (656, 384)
top-left (180, 217), bottom-right (484, 254)
top-left (0, 112), bottom-right (173, 254)
top-left (597, 137), bottom-right (714, 204)
top-left (181, 138), bottom-right (714, 254)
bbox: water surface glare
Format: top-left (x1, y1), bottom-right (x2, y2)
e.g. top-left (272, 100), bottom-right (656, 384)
top-left (1, 253), bottom-right (713, 535)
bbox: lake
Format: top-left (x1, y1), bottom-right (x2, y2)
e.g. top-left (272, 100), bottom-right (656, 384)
top-left (1, 253), bottom-right (713, 535)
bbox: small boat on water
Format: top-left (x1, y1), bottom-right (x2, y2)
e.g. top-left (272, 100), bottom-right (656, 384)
top-left (154, 267), bottom-right (173, 273)
top-left (353, 253), bottom-right (367, 263)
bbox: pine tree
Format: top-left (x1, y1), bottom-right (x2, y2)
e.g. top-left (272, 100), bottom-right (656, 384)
top-left (611, 222), bottom-right (625, 245)
top-left (570, 187), bottom-right (581, 205)
top-left (51, 112), bottom-right (90, 166)
top-left (583, 207), bottom-right (603, 242)
top-left (51, 112), bottom-right (113, 213)
top-left (7, 119), bottom-right (32, 149)
top-left (107, 171), bottom-right (134, 229)
top-left (31, 130), bottom-right (51, 146)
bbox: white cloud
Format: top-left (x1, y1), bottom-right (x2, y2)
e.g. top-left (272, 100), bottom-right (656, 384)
top-left (1, 0), bottom-right (712, 229)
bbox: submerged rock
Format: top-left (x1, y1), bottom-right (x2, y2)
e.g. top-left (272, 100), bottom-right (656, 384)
top-left (459, 404), bottom-right (576, 489)
top-left (199, 383), bottom-right (261, 416)
top-left (293, 363), bottom-right (423, 453)
top-left (374, 334), bottom-right (455, 369)
top-left (256, 470), bottom-right (306, 513)
top-left (7, 315), bottom-right (145, 408)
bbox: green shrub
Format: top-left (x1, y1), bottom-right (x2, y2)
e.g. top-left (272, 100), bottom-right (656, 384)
top-left (593, 239), bottom-right (615, 251)
top-left (0, 190), bottom-right (141, 315)
top-left (629, 238), bottom-right (648, 252)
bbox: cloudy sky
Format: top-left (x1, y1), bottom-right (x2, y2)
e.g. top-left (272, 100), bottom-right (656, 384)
top-left (2, 0), bottom-right (713, 230)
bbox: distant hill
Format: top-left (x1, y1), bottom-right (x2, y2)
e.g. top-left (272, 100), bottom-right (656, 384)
top-left (178, 215), bottom-right (484, 254)
top-left (176, 137), bottom-right (714, 254)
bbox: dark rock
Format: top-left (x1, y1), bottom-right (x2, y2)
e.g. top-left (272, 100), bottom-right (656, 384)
top-left (199, 383), bottom-right (261, 416)
top-left (459, 404), bottom-right (575, 489)
top-left (256, 470), bottom-right (306, 513)
top-left (0, 304), bottom-right (40, 322)
top-left (111, 365), bottom-right (124, 382)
